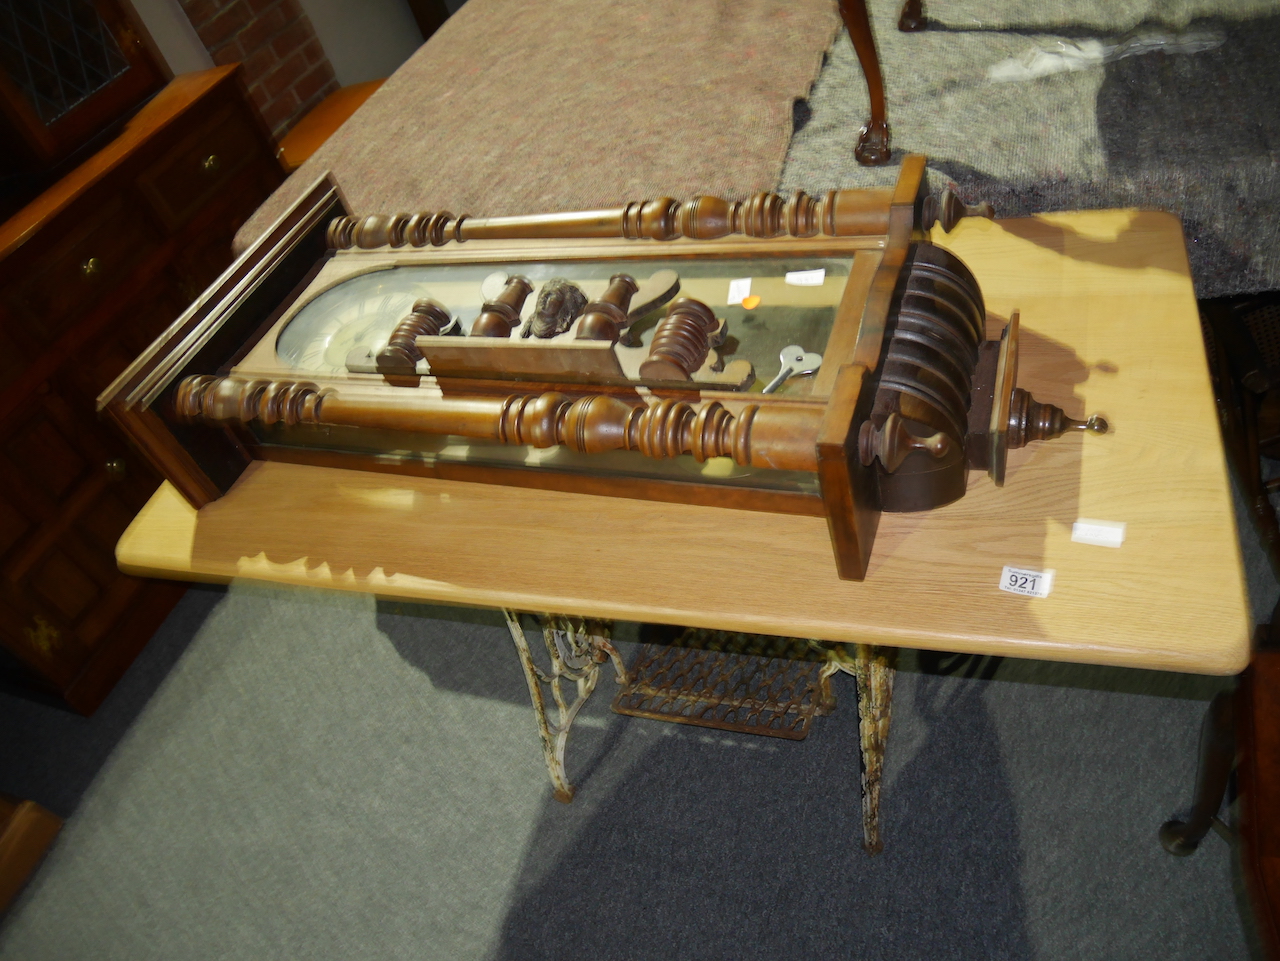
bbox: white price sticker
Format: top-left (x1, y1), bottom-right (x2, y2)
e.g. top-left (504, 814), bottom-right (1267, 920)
top-left (784, 268), bottom-right (826, 286)
top-left (1071, 518), bottom-right (1126, 548)
top-left (999, 566), bottom-right (1054, 598)
top-left (727, 277), bottom-right (752, 305)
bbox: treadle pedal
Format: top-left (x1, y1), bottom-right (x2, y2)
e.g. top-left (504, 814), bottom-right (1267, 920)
top-left (611, 628), bottom-right (836, 739)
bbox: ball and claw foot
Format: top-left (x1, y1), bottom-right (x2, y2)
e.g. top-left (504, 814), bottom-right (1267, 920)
top-left (855, 119), bottom-right (892, 166)
top-left (1159, 819), bottom-right (1204, 856)
top-left (898, 0), bottom-right (927, 31)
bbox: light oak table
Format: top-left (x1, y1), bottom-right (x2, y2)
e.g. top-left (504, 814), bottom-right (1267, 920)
top-left (116, 209), bottom-right (1250, 848)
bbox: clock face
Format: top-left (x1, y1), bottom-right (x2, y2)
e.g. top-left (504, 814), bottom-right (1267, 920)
top-left (276, 269), bottom-right (432, 373)
top-left (273, 256), bottom-right (855, 382)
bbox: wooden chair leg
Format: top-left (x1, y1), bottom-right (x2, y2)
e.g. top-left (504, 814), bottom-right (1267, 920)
top-left (1203, 304), bottom-right (1280, 581)
top-left (837, 0), bottom-right (892, 166)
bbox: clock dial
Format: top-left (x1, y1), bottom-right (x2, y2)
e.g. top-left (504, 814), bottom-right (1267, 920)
top-left (276, 270), bottom-right (439, 373)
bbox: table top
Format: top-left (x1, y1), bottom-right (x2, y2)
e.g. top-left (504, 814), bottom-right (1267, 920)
top-left (117, 209), bottom-right (1250, 675)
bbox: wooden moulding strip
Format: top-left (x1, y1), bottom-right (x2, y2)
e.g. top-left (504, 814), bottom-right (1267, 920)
top-left (98, 172), bottom-right (348, 506)
top-left (257, 445), bottom-right (827, 517)
top-left (808, 158), bottom-right (925, 577)
top-left (98, 172), bottom-right (344, 415)
top-left (140, 178), bottom-right (345, 410)
top-left (812, 249), bottom-right (882, 396)
top-left (816, 363), bottom-right (878, 580)
top-left (325, 234), bottom-right (888, 274)
top-left (417, 338), bottom-right (625, 382)
top-left (852, 154), bottom-right (926, 374)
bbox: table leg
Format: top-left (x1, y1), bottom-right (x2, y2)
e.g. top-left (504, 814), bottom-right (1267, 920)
top-left (837, 0), bottom-right (892, 165)
top-left (1160, 688), bottom-right (1236, 855)
top-left (822, 643), bottom-right (897, 853)
top-left (503, 611), bottom-right (629, 803)
top-left (854, 644), bottom-right (896, 853)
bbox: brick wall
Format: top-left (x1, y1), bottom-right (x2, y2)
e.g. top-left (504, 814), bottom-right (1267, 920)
top-left (179, 0), bottom-right (340, 139)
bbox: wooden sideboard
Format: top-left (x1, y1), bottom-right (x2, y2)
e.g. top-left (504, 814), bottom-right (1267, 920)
top-left (0, 66), bottom-right (282, 714)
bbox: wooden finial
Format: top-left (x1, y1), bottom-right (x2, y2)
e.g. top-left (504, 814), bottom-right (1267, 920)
top-left (471, 276), bottom-right (533, 337)
top-left (575, 274), bottom-right (639, 342)
top-left (1006, 388), bottom-right (1108, 449)
top-left (377, 299), bottom-right (451, 370)
top-left (922, 187), bottom-right (995, 233)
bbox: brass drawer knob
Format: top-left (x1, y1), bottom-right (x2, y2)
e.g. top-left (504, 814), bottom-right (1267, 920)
top-left (105, 458), bottom-right (127, 478)
top-left (202, 154), bottom-right (221, 173)
top-left (81, 256), bottom-right (101, 278)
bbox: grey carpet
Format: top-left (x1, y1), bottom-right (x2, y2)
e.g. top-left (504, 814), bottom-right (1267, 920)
top-left (4, 0), bottom-right (1279, 955)
top-left (0, 586), bottom-right (224, 821)
top-left (781, 0), bottom-right (1280, 298)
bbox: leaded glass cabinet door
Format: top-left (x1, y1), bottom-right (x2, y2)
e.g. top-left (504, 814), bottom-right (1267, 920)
top-left (0, 0), bottom-right (165, 215)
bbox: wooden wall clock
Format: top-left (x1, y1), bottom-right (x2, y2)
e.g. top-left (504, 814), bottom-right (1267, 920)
top-left (99, 155), bottom-right (1106, 581)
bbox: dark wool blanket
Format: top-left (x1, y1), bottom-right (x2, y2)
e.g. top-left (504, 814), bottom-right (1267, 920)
top-left (235, 0), bottom-right (841, 252)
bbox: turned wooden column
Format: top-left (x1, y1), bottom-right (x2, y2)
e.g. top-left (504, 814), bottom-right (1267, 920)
top-left (472, 276), bottom-right (533, 337)
top-left (575, 274), bottom-right (639, 343)
top-left (173, 376), bottom-right (827, 472)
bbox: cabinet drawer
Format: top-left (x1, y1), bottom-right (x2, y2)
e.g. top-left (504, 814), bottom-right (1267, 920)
top-left (2, 194), bottom-right (159, 344)
top-left (137, 103), bottom-right (261, 232)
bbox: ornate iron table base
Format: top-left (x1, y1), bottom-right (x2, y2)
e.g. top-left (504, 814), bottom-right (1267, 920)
top-left (503, 612), bottom-right (897, 854)
top-left (502, 611), bottom-right (629, 803)
top-left (612, 630), bottom-right (837, 739)
top-left (822, 644), bottom-right (897, 854)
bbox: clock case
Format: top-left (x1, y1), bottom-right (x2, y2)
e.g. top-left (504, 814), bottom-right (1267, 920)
top-left (99, 156), bottom-right (1067, 581)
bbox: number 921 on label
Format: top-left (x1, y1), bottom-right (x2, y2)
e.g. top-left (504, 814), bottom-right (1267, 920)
top-left (999, 566), bottom-right (1054, 598)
